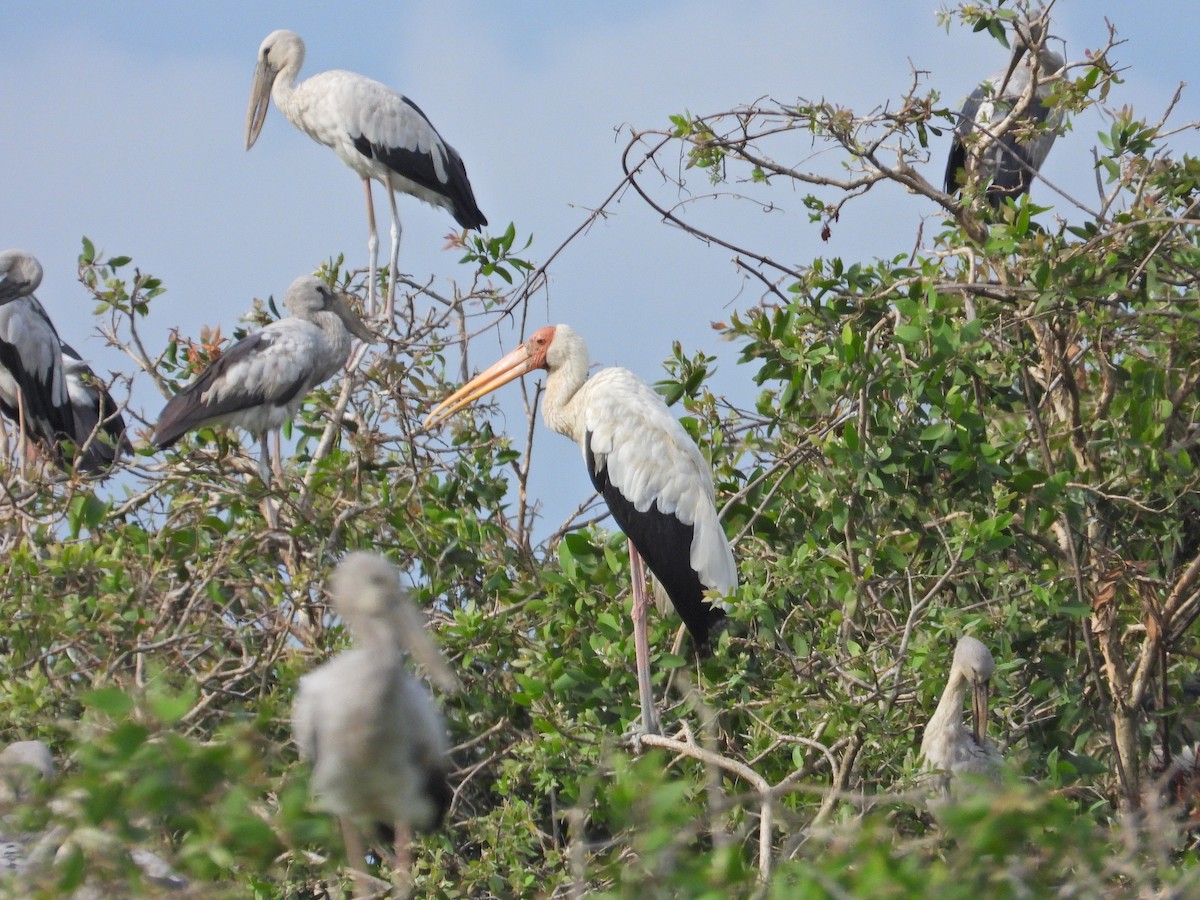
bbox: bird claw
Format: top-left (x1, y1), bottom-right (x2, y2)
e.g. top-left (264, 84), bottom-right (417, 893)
top-left (622, 715), bottom-right (661, 753)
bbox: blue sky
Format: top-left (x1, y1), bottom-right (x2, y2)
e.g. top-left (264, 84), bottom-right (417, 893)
top-left (2, 1), bottom-right (1197, 535)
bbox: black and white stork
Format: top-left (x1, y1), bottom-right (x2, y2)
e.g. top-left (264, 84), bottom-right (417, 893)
top-left (293, 552), bottom-right (458, 897)
top-left (0, 250), bottom-right (82, 473)
top-left (426, 324), bottom-right (737, 734)
top-left (944, 13), bottom-right (1064, 206)
top-left (152, 274), bottom-right (375, 482)
top-left (244, 29), bottom-right (487, 319)
top-left (0, 250), bottom-right (129, 475)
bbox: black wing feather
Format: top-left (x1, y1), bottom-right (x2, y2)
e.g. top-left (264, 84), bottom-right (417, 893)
top-left (983, 97), bottom-right (1053, 204)
top-left (0, 337), bottom-right (74, 453)
top-left (944, 88), bottom-right (986, 194)
top-left (946, 87), bottom-right (1054, 206)
top-left (586, 434), bottom-right (726, 650)
top-left (351, 96), bottom-right (486, 230)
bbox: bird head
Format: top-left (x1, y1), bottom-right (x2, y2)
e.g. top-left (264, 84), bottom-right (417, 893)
top-left (0, 249), bottom-right (43, 305)
top-left (424, 324), bottom-right (591, 428)
top-left (953, 636), bottom-right (995, 748)
top-left (245, 30), bottom-right (306, 150)
top-left (330, 552), bottom-right (460, 692)
top-left (1001, 11), bottom-right (1064, 92)
top-left (283, 275), bottom-right (377, 343)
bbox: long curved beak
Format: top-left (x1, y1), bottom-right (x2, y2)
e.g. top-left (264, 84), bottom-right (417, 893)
top-left (391, 600), bottom-right (461, 694)
top-left (971, 678), bottom-right (990, 748)
top-left (997, 41), bottom-right (1030, 97)
top-left (244, 60), bottom-right (275, 150)
top-left (329, 293), bottom-right (378, 344)
top-left (0, 278), bottom-right (20, 305)
top-left (424, 344), bottom-right (535, 429)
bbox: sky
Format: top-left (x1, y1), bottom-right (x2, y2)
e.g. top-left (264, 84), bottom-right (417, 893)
top-left (2, 1), bottom-right (1197, 537)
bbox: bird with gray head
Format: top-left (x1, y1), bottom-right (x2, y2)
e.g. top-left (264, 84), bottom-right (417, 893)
top-left (245, 29), bottom-right (486, 321)
top-left (152, 274), bottom-right (375, 483)
top-left (944, 9), bottom-right (1065, 207)
top-left (0, 250), bottom-right (130, 477)
top-left (293, 552), bottom-right (458, 897)
top-left (0, 250), bottom-right (76, 470)
top-left (920, 635), bottom-right (1004, 797)
top-left (0, 741), bottom-right (54, 805)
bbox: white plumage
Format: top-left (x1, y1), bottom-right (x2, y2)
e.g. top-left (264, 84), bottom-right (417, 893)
top-left (945, 14), bottom-right (1064, 206)
top-left (152, 274), bottom-right (374, 481)
top-left (920, 636), bottom-right (1004, 796)
top-left (557, 362), bottom-right (737, 603)
top-left (245, 29), bottom-right (486, 317)
top-left (293, 552), bottom-right (457, 895)
top-left (426, 323), bottom-right (737, 734)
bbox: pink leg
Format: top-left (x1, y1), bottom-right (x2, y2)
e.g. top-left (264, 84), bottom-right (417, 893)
top-left (385, 184), bottom-right (401, 324)
top-left (628, 539), bottom-right (661, 736)
top-left (363, 177), bottom-right (379, 316)
top-left (271, 430), bottom-right (284, 482)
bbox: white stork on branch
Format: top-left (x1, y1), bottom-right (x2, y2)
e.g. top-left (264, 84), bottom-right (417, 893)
top-left (944, 12), bottom-right (1064, 207)
top-left (0, 250), bottom-right (127, 476)
top-left (152, 275), bottom-right (375, 483)
top-left (293, 552), bottom-right (458, 898)
top-left (245, 30), bottom-right (487, 320)
top-left (920, 635), bottom-right (1004, 798)
top-left (426, 324), bottom-right (737, 735)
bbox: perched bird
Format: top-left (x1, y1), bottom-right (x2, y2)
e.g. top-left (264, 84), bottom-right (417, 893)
top-left (245, 29), bottom-right (486, 318)
top-left (59, 341), bottom-right (131, 473)
top-left (944, 13), bottom-right (1065, 207)
top-left (152, 275), bottom-right (375, 483)
top-left (0, 250), bottom-right (75, 468)
top-left (0, 251), bottom-right (128, 476)
top-left (0, 740), bottom-right (187, 891)
top-left (293, 552), bottom-right (458, 897)
top-left (1, 741), bottom-right (55, 878)
top-left (0, 741), bottom-right (54, 805)
top-left (920, 636), bottom-right (1004, 796)
top-left (426, 324), bottom-right (737, 734)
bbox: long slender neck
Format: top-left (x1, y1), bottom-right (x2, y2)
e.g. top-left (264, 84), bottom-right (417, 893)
top-left (271, 61), bottom-right (302, 123)
top-left (540, 356), bottom-right (589, 444)
top-left (302, 310), bottom-right (352, 382)
top-left (927, 667), bottom-right (968, 742)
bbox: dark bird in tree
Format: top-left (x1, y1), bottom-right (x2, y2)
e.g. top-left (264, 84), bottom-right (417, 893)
top-left (293, 552), bottom-right (458, 898)
top-left (152, 274), bottom-right (375, 483)
top-left (59, 341), bottom-right (131, 473)
top-left (426, 324), bottom-right (738, 735)
top-left (245, 29), bottom-right (487, 319)
top-left (944, 12), bottom-right (1064, 207)
top-left (0, 250), bottom-right (126, 475)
